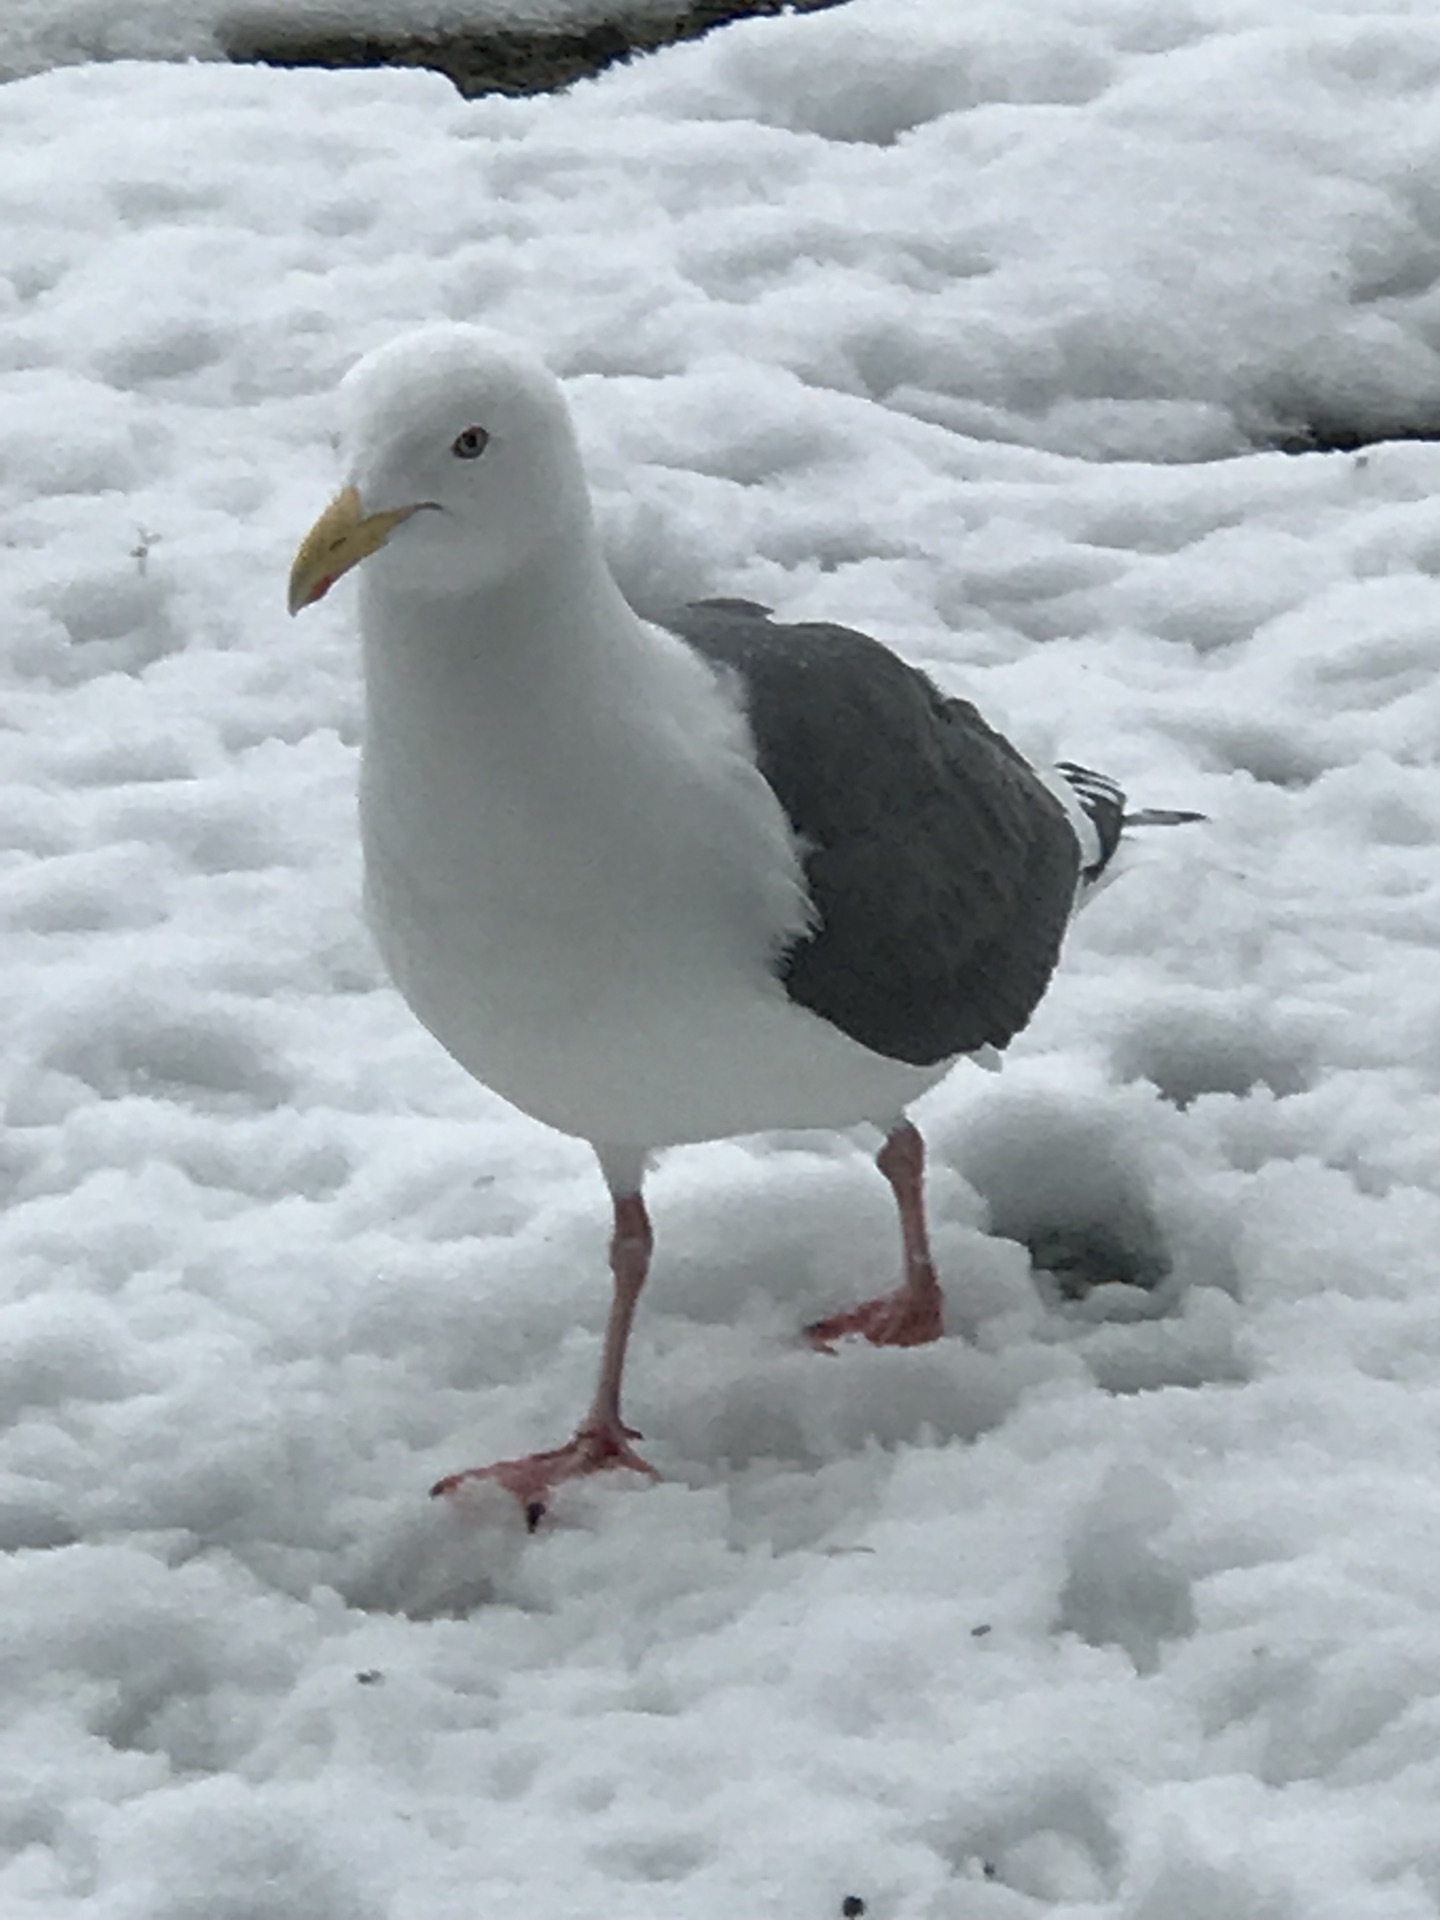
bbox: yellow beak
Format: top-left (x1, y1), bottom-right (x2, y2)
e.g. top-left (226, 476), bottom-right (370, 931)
top-left (288, 485), bottom-right (427, 615)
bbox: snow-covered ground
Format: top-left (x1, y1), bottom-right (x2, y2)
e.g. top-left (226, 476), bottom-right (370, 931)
top-left (4, 0), bottom-right (1440, 1914)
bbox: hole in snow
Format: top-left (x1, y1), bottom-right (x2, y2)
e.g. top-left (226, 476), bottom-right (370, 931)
top-left (1024, 1220), bottom-right (1168, 1300)
top-left (930, 1777), bottom-right (1120, 1907)
top-left (949, 1093), bottom-right (1172, 1307)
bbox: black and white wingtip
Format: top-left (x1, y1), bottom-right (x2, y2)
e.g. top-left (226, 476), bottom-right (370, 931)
top-left (1054, 760), bottom-right (1127, 882)
top-left (1054, 759), bottom-right (1206, 887)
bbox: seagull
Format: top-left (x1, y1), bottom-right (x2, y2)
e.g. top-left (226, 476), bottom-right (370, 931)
top-left (289, 324), bottom-right (1200, 1525)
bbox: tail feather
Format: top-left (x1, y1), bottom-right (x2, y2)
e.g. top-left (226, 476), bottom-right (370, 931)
top-left (1053, 760), bottom-right (1205, 886)
top-left (1122, 805), bottom-right (1209, 829)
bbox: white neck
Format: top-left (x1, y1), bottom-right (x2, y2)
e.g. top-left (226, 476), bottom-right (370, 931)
top-left (361, 514), bottom-right (643, 723)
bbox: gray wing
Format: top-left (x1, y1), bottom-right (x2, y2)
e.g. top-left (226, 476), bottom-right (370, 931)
top-left (669, 600), bottom-right (1082, 1068)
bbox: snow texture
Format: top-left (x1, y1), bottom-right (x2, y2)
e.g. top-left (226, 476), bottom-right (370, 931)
top-left (1, 1), bottom-right (1440, 1916)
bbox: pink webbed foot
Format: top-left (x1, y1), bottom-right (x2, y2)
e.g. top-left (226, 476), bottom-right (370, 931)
top-left (431, 1420), bottom-right (659, 1530)
top-left (805, 1281), bottom-right (944, 1354)
top-left (806, 1121), bottom-right (948, 1353)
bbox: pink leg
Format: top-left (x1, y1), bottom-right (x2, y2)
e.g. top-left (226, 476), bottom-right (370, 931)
top-left (432, 1190), bottom-right (660, 1527)
top-left (805, 1121), bottom-right (946, 1352)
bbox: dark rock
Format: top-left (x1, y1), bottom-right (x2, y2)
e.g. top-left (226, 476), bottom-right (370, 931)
top-left (222, 0), bottom-right (851, 99)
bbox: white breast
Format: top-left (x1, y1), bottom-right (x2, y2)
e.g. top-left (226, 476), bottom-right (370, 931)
top-left (357, 579), bottom-right (940, 1150)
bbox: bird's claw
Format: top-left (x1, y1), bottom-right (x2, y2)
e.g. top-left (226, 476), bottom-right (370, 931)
top-left (431, 1420), bottom-right (659, 1524)
top-left (804, 1281), bottom-right (944, 1352)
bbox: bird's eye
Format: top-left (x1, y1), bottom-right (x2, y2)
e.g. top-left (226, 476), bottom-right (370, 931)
top-left (451, 426), bottom-right (489, 459)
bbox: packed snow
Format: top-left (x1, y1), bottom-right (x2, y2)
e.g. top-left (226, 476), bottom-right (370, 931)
top-left (3, 0), bottom-right (1440, 1915)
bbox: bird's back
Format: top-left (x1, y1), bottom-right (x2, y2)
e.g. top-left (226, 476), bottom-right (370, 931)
top-left (670, 601), bottom-right (1083, 1068)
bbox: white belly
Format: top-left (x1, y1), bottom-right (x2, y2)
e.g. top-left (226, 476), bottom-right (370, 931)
top-left (361, 762), bottom-right (948, 1148)
top-left (368, 865), bottom-right (945, 1145)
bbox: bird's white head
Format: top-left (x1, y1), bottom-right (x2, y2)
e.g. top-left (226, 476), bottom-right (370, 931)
top-left (289, 324), bottom-right (591, 614)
